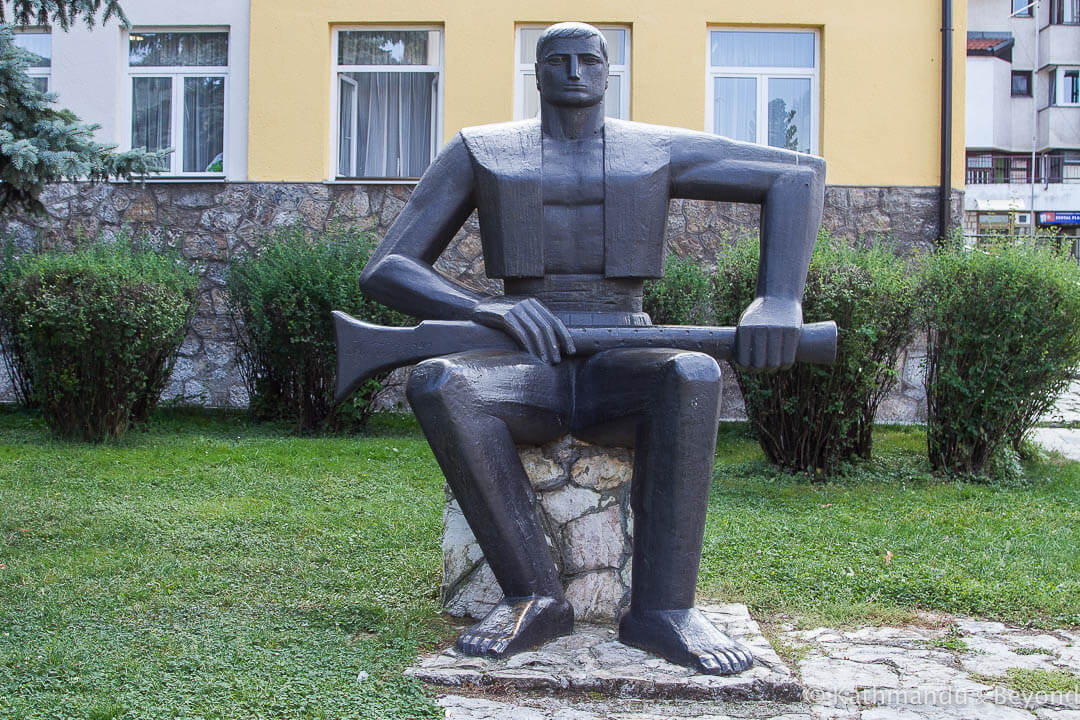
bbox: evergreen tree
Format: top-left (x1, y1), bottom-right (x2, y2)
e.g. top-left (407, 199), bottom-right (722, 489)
top-left (1, 0), bottom-right (127, 30)
top-left (1, 1), bottom-right (164, 214)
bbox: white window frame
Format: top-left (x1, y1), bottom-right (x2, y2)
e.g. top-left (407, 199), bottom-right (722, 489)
top-left (1052, 67), bottom-right (1080, 106)
top-left (705, 27), bottom-right (820, 155)
top-left (513, 24), bottom-right (631, 121)
top-left (13, 27), bottom-right (51, 93)
top-left (126, 27), bottom-right (230, 178)
top-left (329, 26), bottom-right (444, 182)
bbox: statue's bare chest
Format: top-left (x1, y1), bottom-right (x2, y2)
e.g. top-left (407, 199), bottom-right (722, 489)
top-left (542, 137), bottom-right (604, 206)
top-left (541, 137), bottom-right (604, 273)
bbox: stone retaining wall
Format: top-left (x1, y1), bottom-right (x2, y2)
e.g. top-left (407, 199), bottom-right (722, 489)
top-left (0, 181), bottom-right (958, 420)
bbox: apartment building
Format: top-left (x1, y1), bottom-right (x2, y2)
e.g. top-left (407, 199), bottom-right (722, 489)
top-left (965, 0), bottom-right (1080, 240)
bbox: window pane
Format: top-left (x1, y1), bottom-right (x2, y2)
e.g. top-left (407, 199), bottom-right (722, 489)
top-left (13, 32), bottom-right (50, 67)
top-left (601, 28), bottom-right (626, 64)
top-left (604, 75), bottom-right (623, 118)
top-left (131, 77), bottom-right (172, 168)
top-left (713, 77), bottom-right (756, 142)
top-left (31, 76), bottom-right (49, 93)
top-left (710, 31), bottom-right (815, 68)
top-left (1067, 70), bottom-right (1080, 103)
top-left (521, 27), bottom-right (624, 64)
top-left (345, 71), bottom-right (436, 177)
top-left (183, 77), bottom-right (224, 173)
top-left (520, 28), bottom-right (543, 64)
top-left (338, 31), bottom-right (431, 65)
top-left (1012, 0), bottom-right (1032, 16)
top-left (522, 72), bottom-right (540, 118)
top-left (768, 77), bottom-right (812, 152)
top-left (129, 32), bottom-right (228, 67)
top-left (1011, 71), bottom-right (1031, 96)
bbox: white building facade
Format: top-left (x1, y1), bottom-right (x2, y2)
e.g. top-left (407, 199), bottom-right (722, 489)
top-left (11, 0), bottom-right (251, 181)
top-left (965, 0), bottom-right (1080, 240)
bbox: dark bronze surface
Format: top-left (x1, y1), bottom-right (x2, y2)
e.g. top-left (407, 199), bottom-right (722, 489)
top-left (344, 22), bottom-right (828, 675)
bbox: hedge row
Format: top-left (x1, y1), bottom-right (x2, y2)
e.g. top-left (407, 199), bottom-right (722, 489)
top-left (0, 225), bottom-right (406, 440)
top-left (5, 226), bottom-right (1079, 476)
top-left (645, 233), bottom-right (1080, 480)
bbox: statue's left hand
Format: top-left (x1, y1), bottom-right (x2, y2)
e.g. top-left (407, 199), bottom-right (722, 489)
top-left (734, 297), bottom-right (803, 370)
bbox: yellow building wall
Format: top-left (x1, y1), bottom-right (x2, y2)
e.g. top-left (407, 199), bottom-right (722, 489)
top-left (248, 0), bottom-right (966, 188)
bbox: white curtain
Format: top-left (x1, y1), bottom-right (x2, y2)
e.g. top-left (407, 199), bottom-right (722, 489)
top-left (183, 77), bottom-right (225, 172)
top-left (347, 71), bottom-right (435, 178)
top-left (129, 32), bottom-right (228, 67)
top-left (713, 77), bottom-right (756, 143)
top-left (132, 77), bottom-right (172, 163)
top-left (710, 31), bottom-right (814, 68)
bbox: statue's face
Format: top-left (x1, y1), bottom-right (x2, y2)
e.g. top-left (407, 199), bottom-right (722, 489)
top-left (535, 34), bottom-right (608, 108)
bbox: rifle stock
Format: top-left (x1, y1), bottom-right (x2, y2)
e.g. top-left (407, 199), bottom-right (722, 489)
top-left (333, 311), bottom-right (838, 403)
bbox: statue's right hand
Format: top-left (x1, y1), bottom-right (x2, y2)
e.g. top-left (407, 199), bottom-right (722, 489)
top-left (471, 297), bottom-right (576, 363)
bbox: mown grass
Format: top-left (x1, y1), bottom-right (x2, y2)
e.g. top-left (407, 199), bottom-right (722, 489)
top-left (0, 408), bottom-right (446, 719)
top-left (2, 409), bottom-right (1079, 717)
top-left (700, 424), bottom-right (1080, 629)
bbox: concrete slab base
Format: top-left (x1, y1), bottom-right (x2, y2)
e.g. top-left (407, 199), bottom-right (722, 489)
top-left (407, 603), bottom-right (802, 703)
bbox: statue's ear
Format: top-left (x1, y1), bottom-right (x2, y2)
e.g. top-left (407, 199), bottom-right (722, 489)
top-left (534, 63), bottom-right (541, 90)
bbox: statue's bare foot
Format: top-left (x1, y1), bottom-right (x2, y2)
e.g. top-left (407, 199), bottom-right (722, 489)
top-left (456, 595), bottom-right (574, 658)
top-left (619, 608), bottom-right (754, 675)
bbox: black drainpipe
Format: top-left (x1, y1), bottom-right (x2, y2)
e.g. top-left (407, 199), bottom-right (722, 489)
top-left (940, 0), bottom-right (954, 245)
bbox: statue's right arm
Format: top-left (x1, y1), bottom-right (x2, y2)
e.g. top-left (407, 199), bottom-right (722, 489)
top-left (359, 133), bottom-right (574, 363)
top-left (359, 133), bottom-right (483, 321)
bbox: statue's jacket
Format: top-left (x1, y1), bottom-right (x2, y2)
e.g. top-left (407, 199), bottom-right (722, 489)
top-left (459, 118), bottom-right (671, 280)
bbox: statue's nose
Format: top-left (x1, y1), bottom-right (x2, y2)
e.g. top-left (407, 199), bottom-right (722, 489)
top-left (567, 56), bottom-right (581, 80)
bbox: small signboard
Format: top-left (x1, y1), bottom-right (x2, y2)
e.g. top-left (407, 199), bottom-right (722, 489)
top-left (1039, 212), bottom-right (1080, 225)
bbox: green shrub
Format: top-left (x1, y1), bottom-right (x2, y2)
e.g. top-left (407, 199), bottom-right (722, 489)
top-left (0, 236), bottom-right (198, 441)
top-left (227, 223), bottom-right (409, 433)
top-left (919, 240), bottom-right (1080, 477)
top-left (643, 256), bottom-right (715, 325)
top-left (713, 231), bottom-right (918, 475)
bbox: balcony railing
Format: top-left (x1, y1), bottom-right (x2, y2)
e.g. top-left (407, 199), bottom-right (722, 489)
top-left (966, 153), bottom-right (1080, 184)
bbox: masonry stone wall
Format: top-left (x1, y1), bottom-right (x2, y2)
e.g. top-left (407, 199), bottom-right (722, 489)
top-left (0, 181), bottom-right (960, 420)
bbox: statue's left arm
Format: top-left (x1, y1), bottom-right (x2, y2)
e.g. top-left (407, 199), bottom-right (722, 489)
top-left (669, 130), bottom-right (825, 369)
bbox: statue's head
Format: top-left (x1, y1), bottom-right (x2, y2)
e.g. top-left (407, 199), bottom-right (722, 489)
top-left (534, 22), bottom-right (608, 109)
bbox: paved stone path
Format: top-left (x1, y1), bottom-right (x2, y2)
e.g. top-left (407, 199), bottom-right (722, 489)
top-left (1032, 427), bottom-right (1080, 461)
top-left (426, 606), bottom-right (1080, 720)
top-left (785, 618), bottom-right (1080, 720)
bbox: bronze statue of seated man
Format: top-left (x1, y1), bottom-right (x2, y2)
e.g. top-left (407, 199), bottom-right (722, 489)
top-left (359, 22), bottom-right (825, 675)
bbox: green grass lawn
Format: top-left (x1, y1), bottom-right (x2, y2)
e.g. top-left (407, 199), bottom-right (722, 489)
top-left (0, 409), bottom-right (447, 720)
top-left (2, 408), bottom-right (1079, 718)
top-left (701, 425), bottom-right (1080, 629)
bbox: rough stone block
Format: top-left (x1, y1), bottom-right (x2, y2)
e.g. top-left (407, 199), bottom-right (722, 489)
top-left (442, 436), bottom-right (634, 621)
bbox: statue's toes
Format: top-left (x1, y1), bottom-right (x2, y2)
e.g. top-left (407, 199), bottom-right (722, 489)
top-left (712, 651), bottom-right (735, 675)
top-left (721, 648), bottom-right (746, 673)
top-left (478, 634), bottom-right (501, 655)
top-left (490, 638), bottom-right (511, 656)
top-left (698, 653), bottom-right (722, 674)
top-left (457, 632), bottom-right (483, 656)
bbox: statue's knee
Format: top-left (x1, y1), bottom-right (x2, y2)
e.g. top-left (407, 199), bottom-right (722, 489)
top-left (663, 352), bottom-right (722, 387)
top-left (406, 358), bottom-right (464, 411)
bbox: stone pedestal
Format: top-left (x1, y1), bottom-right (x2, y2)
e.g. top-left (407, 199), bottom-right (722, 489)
top-left (408, 603), bottom-right (802, 702)
top-left (442, 436), bottom-right (635, 621)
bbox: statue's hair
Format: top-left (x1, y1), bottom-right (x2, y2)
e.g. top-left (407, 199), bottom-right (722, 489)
top-left (535, 22), bottom-right (608, 62)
